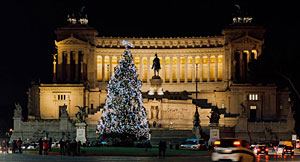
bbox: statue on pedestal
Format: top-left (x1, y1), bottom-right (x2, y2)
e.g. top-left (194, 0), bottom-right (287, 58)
top-left (75, 106), bottom-right (88, 123)
top-left (75, 106), bottom-right (88, 143)
top-left (14, 103), bottom-right (22, 118)
top-left (59, 104), bottom-right (68, 118)
top-left (149, 53), bottom-right (164, 95)
top-left (151, 53), bottom-right (161, 77)
top-left (240, 103), bottom-right (247, 117)
top-left (207, 106), bottom-right (220, 125)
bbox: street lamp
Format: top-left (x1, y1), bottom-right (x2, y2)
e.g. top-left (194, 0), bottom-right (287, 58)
top-left (194, 64), bottom-right (200, 127)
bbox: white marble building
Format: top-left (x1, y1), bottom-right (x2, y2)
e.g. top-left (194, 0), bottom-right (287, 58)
top-left (11, 17), bottom-right (295, 143)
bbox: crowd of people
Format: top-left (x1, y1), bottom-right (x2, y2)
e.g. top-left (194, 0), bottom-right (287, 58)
top-left (1, 138), bottom-right (23, 154)
top-left (1, 137), bottom-right (82, 156)
top-left (2, 138), bottom-right (176, 157)
top-left (37, 137), bottom-right (82, 156)
top-left (58, 138), bottom-right (81, 156)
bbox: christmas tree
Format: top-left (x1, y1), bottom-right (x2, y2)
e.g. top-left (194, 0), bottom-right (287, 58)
top-left (97, 45), bottom-right (149, 145)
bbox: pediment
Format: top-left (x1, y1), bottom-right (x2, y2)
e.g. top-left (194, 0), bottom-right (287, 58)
top-left (55, 35), bottom-right (88, 46)
top-left (231, 35), bottom-right (263, 44)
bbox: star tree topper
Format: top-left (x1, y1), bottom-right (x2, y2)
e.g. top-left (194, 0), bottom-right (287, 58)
top-left (122, 40), bottom-right (133, 48)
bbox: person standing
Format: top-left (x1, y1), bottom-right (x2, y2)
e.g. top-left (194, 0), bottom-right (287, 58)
top-left (65, 139), bottom-right (71, 155)
top-left (48, 137), bottom-right (52, 152)
top-left (43, 140), bottom-right (48, 155)
top-left (59, 139), bottom-right (65, 155)
top-left (6, 140), bottom-right (10, 153)
top-left (77, 141), bottom-right (81, 156)
top-left (71, 139), bottom-right (77, 156)
top-left (162, 141), bottom-right (166, 157)
top-left (158, 140), bottom-right (163, 157)
top-left (38, 138), bottom-right (43, 155)
top-left (12, 140), bottom-right (17, 153)
top-left (1, 140), bottom-right (7, 154)
top-left (16, 138), bottom-right (22, 154)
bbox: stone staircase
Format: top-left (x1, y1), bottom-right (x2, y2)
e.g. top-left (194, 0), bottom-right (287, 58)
top-left (150, 129), bottom-right (195, 146)
top-left (88, 103), bottom-right (105, 115)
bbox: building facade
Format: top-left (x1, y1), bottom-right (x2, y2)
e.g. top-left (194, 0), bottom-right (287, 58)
top-left (11, 18), bottom-right (295, 143)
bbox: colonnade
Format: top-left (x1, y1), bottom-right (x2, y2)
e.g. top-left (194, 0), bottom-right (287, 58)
top-left (97, 54), bottom-right (226, 83)
top-left (54, 50), bottom-right (86, 82)
top-left (234, 49), bottom-right (258, 82)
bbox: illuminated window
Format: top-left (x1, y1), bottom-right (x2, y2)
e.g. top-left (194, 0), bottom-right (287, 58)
top-left (249, 94), bottom-right (258, 101)
top-left (210, 56), bottom-right (215, 81)
top-left (57, 94), bottom-right (67, 100)
top-left (250, 106), bottom-right (257, 109)
top-left (217, 55), bottom-right (223, 80)
top-left (280, 105), bottom-right (283, 109)
top-left (202, 56), bottom-right (207, 82)
top-left (97, 56), bottom-right (103, 81)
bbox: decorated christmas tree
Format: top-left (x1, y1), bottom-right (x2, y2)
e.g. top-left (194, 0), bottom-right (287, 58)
top-left (97, 43), bottom-right (149, 146)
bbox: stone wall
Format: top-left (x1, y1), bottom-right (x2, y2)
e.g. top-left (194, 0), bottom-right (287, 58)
top-left (11, 117), bottom-right (98, 143)
top-left (235, 116), bottom-right (295, 143)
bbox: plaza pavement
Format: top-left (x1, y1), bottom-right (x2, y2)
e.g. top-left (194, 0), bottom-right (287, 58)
top-left (1, 153), bottom-right (300, 162)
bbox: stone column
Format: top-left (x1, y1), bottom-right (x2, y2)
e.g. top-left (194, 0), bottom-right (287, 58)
top-left (239, 51), bottom-right (244, 81)
top-left (247, 50), bottom-right (251, 63)
top-left (147, 56), bottom-right (150, 83)
top-left (170, 57), bottom-right (173, 83)
top-left (57, 50), bottom-right (63, 82)
top-left (199, 56), bottom-right (203, 82)
top-left (80, 54), bottom-right (84, 81)
top-left (192, 56), bottom-right (195, 83)
top-left (177, 56), bottom-right (180, 83)
top-left (109, 56), bottom-right (112, 80)
top-left (185, 56), bottom-right (188, 83)
top-left (207, 55), bottom-right (210, 82)
top-left (223, 55), bottom-right (225, 81)
top-left (53, 55), bottom-right (57, 82)
top-left (139, 56), bottom-right (143, 81)
top-left (215, 55), bottom-right (218, 82)
top-left (66, 51), bottom-right (71, 82)
top-left (102, 55), bottom-right (105, 82)
top-left (83, 51), bottom-right (88, 81)
top-left (162, 56), bottom-right (165, 83)
top-left (75, 52), bottom-right (79, 82)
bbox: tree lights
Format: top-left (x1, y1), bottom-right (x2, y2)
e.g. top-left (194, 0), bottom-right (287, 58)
top-left (97, 46), bottom-right (149, 145)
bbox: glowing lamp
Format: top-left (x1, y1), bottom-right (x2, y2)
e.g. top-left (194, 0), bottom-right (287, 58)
top-left (233, 141), bottom-right (240, 146)
top-left (214, 141), bottom-right (221, 145)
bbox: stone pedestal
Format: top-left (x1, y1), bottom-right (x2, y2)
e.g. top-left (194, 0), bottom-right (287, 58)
top-left (193, 126), bottom-right (201, 139)
top-left (75, 122), bottom-right (87, 143)
top-left (235, 117), bottom-right (250, 142)
top-left (149, 76), bottom-right (163, 95)
top-left (208, 123), bottom-right (219, 145)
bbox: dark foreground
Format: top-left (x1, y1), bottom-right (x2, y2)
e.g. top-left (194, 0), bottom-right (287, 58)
top-left (0, 154), bottom-right (299, 162)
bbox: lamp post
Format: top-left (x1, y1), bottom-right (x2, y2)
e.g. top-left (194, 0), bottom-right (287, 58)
top-left (194, 64), bottom-right (200, 127)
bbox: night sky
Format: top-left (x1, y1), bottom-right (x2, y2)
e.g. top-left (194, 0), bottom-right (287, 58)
top-left (1, 0), bottom-right (300, 137)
